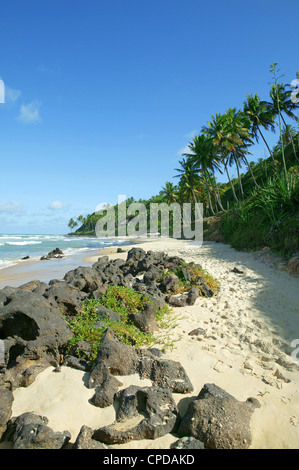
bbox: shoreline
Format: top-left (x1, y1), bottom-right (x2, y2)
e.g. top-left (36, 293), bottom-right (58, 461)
top-left (0, 236), bottom-right (172, 289)
top-left (1, 237), bottom-right (299, 448)
top-left (0, 237), bottom-right (142, 289)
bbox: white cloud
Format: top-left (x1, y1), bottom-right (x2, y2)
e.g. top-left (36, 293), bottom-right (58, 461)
top-left (0, 201), bottom-right (23, 213)
top-left (48, 200), bottom-right (68, 210)
top-left (17, 101), bottom-right (41, 124)
top-left (6, 87), bottom-right (21, 103)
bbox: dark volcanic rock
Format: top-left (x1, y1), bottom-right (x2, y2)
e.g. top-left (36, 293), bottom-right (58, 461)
top-left (73, 425), bottom-right (108, 449)
top-left (126, 248), bottom-right (147, 264)
top-left (199, 283), bottom-right (214, 297)
top-left (129, 302), bottom-right (158, 333)
top-left (6, 412), bottom-right (71, 449)
top-left (145, 358), bottom-right (194, 394)
top-left (93, 385), bottom-right (178, 444)
top-left (95, 305), bottom-right (121, 323)
top-left (0, 290), bottom-right (72, 343)
top-left (91, 370), bottom-right (123, 408)
top-left (186, 287), bottom-right (200, 306)
top-left (43, 282), bottom-right (88, 316)
top-left (170, 437), bottom-right (205, 449)
top-left (48, 248), bottom-right (64, 257)
top-left (188, 327), bottom-right (206, 337)
top-left (143, 265), bottom-right (164, 284)
top-left (93, 328), bottom-right (139, 376)
top-left (160, 273), bottom-right (180, 294)
top-left (177, 383), bottom-right (259, 449)
top-left (164, 255), bottom-right (185, 271)
top-left (18, 280), bottom-right (46, 293)
top-left (0, 388), bottom-right (14, 440)
top-left (63, 266), bottom-right (103, 293)
top-left (133, 280), bottom-right (166, 308)
top-left (166, 294), bottom-right (187, 307)
top-left (0, 290), bottom-right (72, 389)
top-left (63, 355), bottom-right (91, 372)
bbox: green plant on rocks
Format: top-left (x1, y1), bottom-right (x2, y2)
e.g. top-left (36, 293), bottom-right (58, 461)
top-left (160, 263), bottom-right (219, 295)
top-left (65, 285), bottom-right (174, 363)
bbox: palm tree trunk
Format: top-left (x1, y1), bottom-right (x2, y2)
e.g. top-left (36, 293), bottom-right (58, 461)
top-left (243, 156), bottom-right (260, 189)
top-left (204, 179), bottom-right (215, 216)
top-left (206, 171), bottom-right (225, 211)
top-left (234, 157), bottom-right (244, 199)
top-left (258, 126), bottom-right (276, 164)
top-left (281, 114), bottom-right (299, 162)
top-left (224, 162), bottom-right (239, 203)
top-left (191, 188), bottom-right (202, 221)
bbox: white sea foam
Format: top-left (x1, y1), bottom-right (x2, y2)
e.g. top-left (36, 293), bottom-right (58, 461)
top-left (6, 241), bottom-right (42, 246)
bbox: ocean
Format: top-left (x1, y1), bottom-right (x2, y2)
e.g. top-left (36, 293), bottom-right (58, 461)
top-left (0, 234), bottom-right (129, 271)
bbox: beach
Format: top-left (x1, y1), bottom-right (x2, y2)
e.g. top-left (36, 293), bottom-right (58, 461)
top-left (1, 237), bottom-right (299, 449)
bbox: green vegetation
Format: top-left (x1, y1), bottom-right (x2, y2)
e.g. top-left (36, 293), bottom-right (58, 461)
top-left (65, 285), bottom-right (176, 362)
top-left (160, 262), bottom-right (219, 295)
top-left (69, 64), bottom-right (298, 258)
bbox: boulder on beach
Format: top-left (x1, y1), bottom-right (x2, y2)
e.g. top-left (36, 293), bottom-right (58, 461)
top-left (0, 289), bottom-right (73, 389)
top-left (177, 383), bottom-right (260, 449)
top-left (0, 388), bottom-right (14, 440)
top-left (93, 385), bottom-right (178, 444)
top-left (5, 412), bottom-right (71, 449)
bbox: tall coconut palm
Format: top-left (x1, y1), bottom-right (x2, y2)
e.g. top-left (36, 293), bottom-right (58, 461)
top-left (174, 157), bottom-right (206, 218)
top-left (203, 109), bottom-right (253, 203)
top-left (243, 93), bottom-right (276, 164)
top-left (183, 133), bottom-right (225, 212)
top-left (269, 82), bottom-right (299, 162)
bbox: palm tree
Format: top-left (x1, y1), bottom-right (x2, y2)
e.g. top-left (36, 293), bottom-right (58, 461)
top-left (77, 214), bottom-right (85, 226)
top-left (269, 63), bottom-right (290, 191)
top-left (204, 109), bottom-right (253, 203)
top-left (161, 182), bottom-right (179, 204)
top-left (268, 82), bottom-right (299, 162)
top-left (243, 93), bottom-right (276, 164)
top-left (68, 218), bottom-right (78, 231)
top-left (174, 157), bottom-right (205, 217)
top-left (184, 133), bottom-right (225, 212)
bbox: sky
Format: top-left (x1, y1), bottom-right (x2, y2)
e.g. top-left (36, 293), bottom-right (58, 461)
top-left (0, 0), bottom-right (298, 234)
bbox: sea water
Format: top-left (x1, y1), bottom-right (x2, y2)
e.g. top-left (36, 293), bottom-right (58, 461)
top-left (0, 234), bottom-right (128, 271)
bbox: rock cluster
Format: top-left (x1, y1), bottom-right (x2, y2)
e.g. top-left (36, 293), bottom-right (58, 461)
top-left (0, 247), bottom-right (259, 449)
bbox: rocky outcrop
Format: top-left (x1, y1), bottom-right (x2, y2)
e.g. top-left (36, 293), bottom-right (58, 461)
top-left (170, 437), bottom-right (205, 449)
top-left (73, 425), bottom-right (109, 449)
top-left (129, 302), bottom-right (159, 333)
top-left (177, 383), bottom-right (260, 449)
top-left (93, 385), bottom-right (178, 444)
top-left (43, 281), bottom-right (88, 316)
top-left (86, 329), bottom-right (193, 406)
top-left (0, 289), bottom-right (72, 389)
top-left (40, 248), bottom-right (64, 260)
top-left (5, 412), bottom-right (71, 449)
top-left (0, 388), bottom-right (14, 440)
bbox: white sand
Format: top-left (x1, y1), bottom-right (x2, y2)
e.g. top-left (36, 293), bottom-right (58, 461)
top-left (5, 238), bottom-right (299, 449)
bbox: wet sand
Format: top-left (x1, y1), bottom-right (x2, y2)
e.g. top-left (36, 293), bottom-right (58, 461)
top-left (0, 249), bottom-right (102, 288)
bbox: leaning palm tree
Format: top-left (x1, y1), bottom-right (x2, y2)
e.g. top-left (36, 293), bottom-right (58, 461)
top-left (243, 93), bottom-right (276, 164)
top-left (268, 82), bottom-right (299, 162)
top-left (184, 133), bottom-right (225, 212)
top-left (204, 109), bottom-right (253, 203)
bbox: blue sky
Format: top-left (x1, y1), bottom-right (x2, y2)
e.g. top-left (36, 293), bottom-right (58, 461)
top-left (0, 0), bottom-right (298, 234)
